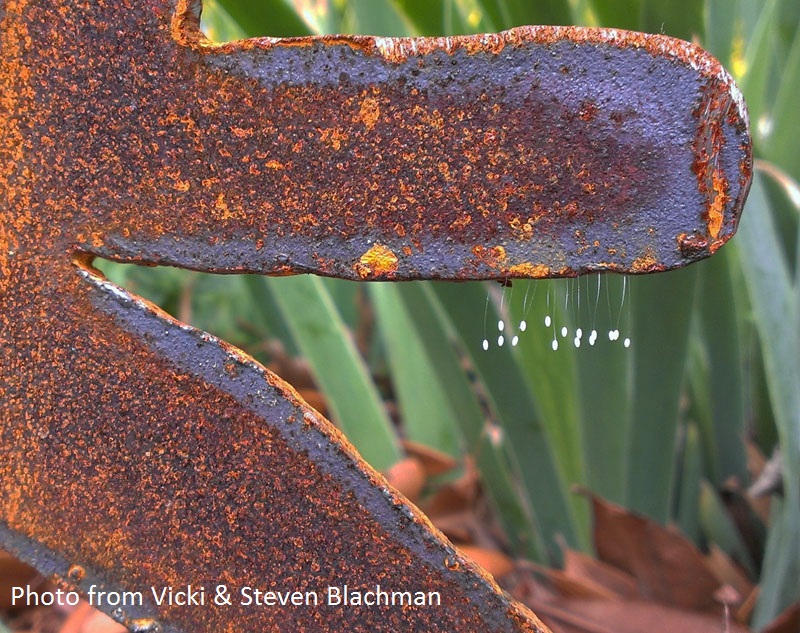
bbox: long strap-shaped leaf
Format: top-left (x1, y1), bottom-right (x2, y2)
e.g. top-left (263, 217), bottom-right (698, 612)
top-left (0, 0), bottom-right (750, 631)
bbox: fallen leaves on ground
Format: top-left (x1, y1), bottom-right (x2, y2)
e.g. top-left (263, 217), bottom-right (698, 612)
top-left (385, 447), bottom-right (798, 633)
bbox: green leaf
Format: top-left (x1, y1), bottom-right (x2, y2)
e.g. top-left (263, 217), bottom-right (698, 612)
top-left (699, 480), bottom-right (756, 577)
top-left (640, 0), bottom-right (704, 40)
top-left (434, 281), bottom-right (585, 560)
top-left (342, 0), bottom-right (414, 35)
top-left (392, 0), bottom-right (475, 35)
top-left (763, 27), bottom-right (800, 182)
top-left (508, 280), bottom-right (586, 504)
top-left (694, 249), bottom-right (748, 486)
top-left (676, 422), bottom-right (703, 544)
top-left (574, 274), bottom-right (632, 505)
top-left (250, 275), bottom-right (402, 470)
top-left (370, 283), bottom-right (461, 455)
top-left (736, 173), bottom-right (800, 625)
top-left (241, 275), bottom-right (301, 356)
top-left (777, 0), bottom-right (800, 48)
top-left (200, 0), bottom-right (248, 42)
top-left (703, 0), bottom-right (738, 65)
top-left (215, 0), bottom-right (313, 37)
top-left (392, 282), bottom-right (545, 557)
top-left (625, 267), bottom-right (698, 523)
top-left (736, 0), bottom-right (779, 126)
top-left (589, 0), bottom-right (642, 30)
top-left (477, 0), bottom-right (573, 28)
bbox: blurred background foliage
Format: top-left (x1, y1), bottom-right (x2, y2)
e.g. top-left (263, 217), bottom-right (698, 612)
top-left (96, 0), bottom-right (799, 627)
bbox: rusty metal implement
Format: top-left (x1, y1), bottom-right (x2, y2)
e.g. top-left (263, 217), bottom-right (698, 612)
top-left (1, 0), bottom-right (751, 630)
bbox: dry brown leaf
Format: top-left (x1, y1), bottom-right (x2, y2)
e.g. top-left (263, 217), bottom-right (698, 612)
top-left (530, 597), bottom-right (750, 633)
top-left (421, 458), bottom-right (480, 518)
top-left (384, 457), bottom-right (426, 503)
top-left (585, 492), bottom-right (721, 611)
top-left (761, 602), bottom-right (800, 633)
top-left (749, 449), bottom-right (784, 500)
top-left (59, 602), bottom-right (126, 633)
top-left (705, 544), bottom-right (755, 600)
top-left (457, 544), bottom-right (515, 580)
top-left (525, 599), bottom-right (617, 633)
top-left (422, 485), bottom-right (471, 518)
top-left (745, 438), bottom-right (767, 481)
top-left (5, 605), bottom-right (65, 633)
top-left (561, 548), bottom-right (638, 600)
top-left (401, 440), bottom-right (458, 477)
top-left (0, 551), bottom-right (40, 610)
top-left (735, 586), bottom-right (759, 624)
top-left (528, 563), bottom-right (622, 601)
top-left (264, 341), bottom-right (316, 390)
top-left (295, 387), bottom-right (328, 417)
top-left (429, 510), bottom-right (476, 543)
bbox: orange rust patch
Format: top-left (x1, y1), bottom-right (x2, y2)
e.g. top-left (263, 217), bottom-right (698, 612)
top-left (230, 126), bottom-right (253, 139)
top-left (213, 192), bottom-right (234, 220)
top-left (319, 127), bottom-right (349, 150)
top-left (632, 250), bottom-right (659, 272)
top-left (707, 170), bottom-right (728, 239)
top-left (427, 109), bottom-right (445, 131)
top-left (292, 214), bottom-right (319, 233)
top-left (507, 262), bottom-right (550, 278)
top-left (677, 232), bottom-right (711, 259)
top-left (0, 225), bottom-right (15, 294)
top-left (371, 25), bottom-right (740, 77)
top-left (509, 217), bottom-right (533, 239)
top-left (359, 97), bottom-right (380, 131)
top-left (355, 243), bottom-right (399, 279)
top-left (449, 215), bottom-right (472, 231)
top-left (472, 245), bottom-right (507, 268)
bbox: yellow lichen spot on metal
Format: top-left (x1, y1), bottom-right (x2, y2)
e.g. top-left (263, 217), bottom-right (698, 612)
top-left (355, 242), bottom-right (399, 279)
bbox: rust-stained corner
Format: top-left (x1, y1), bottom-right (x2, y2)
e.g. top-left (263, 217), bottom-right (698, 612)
top-left (1, 0), bottom-right (751, 631)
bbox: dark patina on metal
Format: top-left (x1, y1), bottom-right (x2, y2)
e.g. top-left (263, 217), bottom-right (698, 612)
top-left (1, 0), bottom-right (750, 631)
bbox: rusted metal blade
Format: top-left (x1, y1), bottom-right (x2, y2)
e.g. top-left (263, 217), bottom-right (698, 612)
top-left (1, 0), bottom-right (750, 631)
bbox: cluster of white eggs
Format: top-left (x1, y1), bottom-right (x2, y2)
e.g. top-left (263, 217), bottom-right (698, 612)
top-left (482, 316), bottom-right (630, 351)
top-left (481, 276), bottom-right (632, 352)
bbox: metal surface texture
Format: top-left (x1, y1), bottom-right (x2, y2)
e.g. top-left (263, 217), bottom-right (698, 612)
top-left (0, 0), bottom-right (751, 631)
